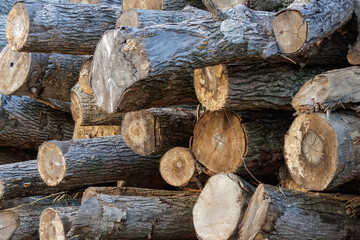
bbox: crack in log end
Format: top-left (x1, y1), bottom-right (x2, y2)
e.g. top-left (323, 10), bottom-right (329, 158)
top-left (0, 211), bottom-right (19, 239)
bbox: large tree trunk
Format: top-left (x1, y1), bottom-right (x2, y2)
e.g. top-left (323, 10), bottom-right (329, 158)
top-left (6, 2), bottom-right (122, 54)
top-left (121, 0), bottom-right (205, 11)
top-left (121, 108), bottom-right (196, 155)
top-left (0, 95), bottom-right (74, 150)
top-left (0, 45), bottom-right (87, 102)
top-left (284, 111), bottom-right (360, 191)
top-left (37, 135), bottom-right (168, 189)
top-left (67, 188), bottom-right (198, 239)
top-left (239, 184), bottom-right (360, 240)
top-left (72, 124), bottom-right (122, 139)
top-left (0, 147), bottom-right (37, 165)
top-left (192, 110), bottom-right (293, 180)
top-left (78, 56), bottom-right (93, 95)
top-left (194, 63), bottom-right (325, 111)
top-left (193, 173), bottom-right (254, 240)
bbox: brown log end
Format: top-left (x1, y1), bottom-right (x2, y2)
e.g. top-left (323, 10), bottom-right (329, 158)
top-left (121, 110), bottom-right (155, 155)
top-left (78, 57), bottom-right (93, 95)
top-left (284, 113), bottom-right (337, 191)
top-left (347, 41), bottom-right (360, 65)
top-left (6, 3), bottom-right (29, 51)
top-left (272, 10), bottom-right (308, 54)
top-left (122, 0), bottom-right (162, 11)
top-left (0, 211), bottom-right (19, 239)
top-left (39, 208), bottom-right (66, 240)
top-left (194, 64), bottom-right (228, 111)
top-left (192, 111), bottom-right (247, 173)
top-left (159, 147), bottom-right (196, 187)
top-left (193, 173), bottom-right (254, 240)
top-left (116, 9), bottom-right (139, 28)
top-left (70, 91), bottom-right (83, 125)
top-left (38, 142), bottom-right (67, 186)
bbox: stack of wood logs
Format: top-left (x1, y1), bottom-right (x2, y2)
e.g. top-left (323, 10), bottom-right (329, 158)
top-left (0, 0), bottom-right (360, 239)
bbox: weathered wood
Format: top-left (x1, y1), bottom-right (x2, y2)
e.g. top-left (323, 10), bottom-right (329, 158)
top-left (239, 184), bottom-right (360, 240)
top-left (39, 206), bottom-right (80, 240)
top-left (122, 0), bottom-right (205, 11)
top-left (0, 0), bottom-right (69, 15)
top-left (67, 188), bottom-right (198, 239)
top-left (194, 63), bottom-right (325, 111)
top-left (0, 15), bottom-right (7, 51)
top-left (0, 45), bottom-right (87, 102)
top-left (121, 108), bottom-right (196, 155)
top-left (0, 95), bottom-right (74, 150)
top-left (69, 0), bottom-right (123, 4)
top-left (72, 124), bottom-right (122, 139)
top-left (37, 135), bottom-right (167, 189)
top-left (192, 110), bottom-right (293, 179)
top-left (6, 2), bottom-right (122, 54)
top-left (284, 112), bottom-right (360, 191)
top-left (193, 173), bottom-right (254, 240)
top-left (0, 147), bottom-right (36, 165)
top-left (78, 56), bottom-right (93, 95)
top-left (70, 83), bottom-right (124, 125)
top-left (292, 67), bottom-right (360, 114)
top-left (0, 196), bottom-right (52, 210)
top-left (277, 164), bottom-right (307, 192)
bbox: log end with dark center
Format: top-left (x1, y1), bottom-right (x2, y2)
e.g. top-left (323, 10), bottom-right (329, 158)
top-left (78, 57), bottom-right (93, 95)
top-left (6, 2), bottom-right (29, 51)
top-left (122, 0), bottom-right (162, 11)
top-left (39, 208), bottom-right (66, 240)
top-left (0, 211), bottom-right (19, 240)
top-left (38, 142), bottom-right (67, 186)
top-left (116, 9), bottom-right (139, 28)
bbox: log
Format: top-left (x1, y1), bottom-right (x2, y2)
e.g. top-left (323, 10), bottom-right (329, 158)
top-left (0, 45), bottom-right (87, 102)
top-left (0, 196), bottom-right (51, 210)
top-left (0, 147), bottom-right (37, 165)
top-left (69, 0), bottom-right (123, 4)
top-left (121, 108), bottom-right (196, 155)
top-left (347, 0), bottom-right (360, 65)
top-left (0, 0), bottom-right (69, 15)
top-left (193, 173), bottom-right (254, 240)
top-left (292, 67), bottom-right (360, 114)
top-left (70, 83), bottom-right (124, 125)
top-left (192, 110), bottom-right (293, 180)
top-left (72, 124), bottom-right (122, 139)
top-left (0, 94), bottom-right (74, 150)
top-left (194, 63), bottom-right (325, 111)
top-left (121, 0), bottom-right (205, 11)
top-left (37, 135), bottom-right (167, 189)
top-left (0, 15), bottom-right (7, 51)
top-left (277, 164), bottom-right (307, 192)
top-left (284, 111), bottom-right (360, 191)
top-left (39, 206), bottom-right (80, 240)
top-left (67, 188), bottom-right (198, 239)
top-left (239, 184), bottom-right (360, 240)
top-left (6, 2), bottom-right (122, 54)
top-left (78, 56), bottom-right (93, 95)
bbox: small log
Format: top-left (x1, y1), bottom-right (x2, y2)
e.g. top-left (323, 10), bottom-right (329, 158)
top-left (122, 0), bottom-right (205, 11)
top-left (37, 135), bottom-right (167, 189)
top-left (239, 184), bottom-right (360, 240)
top-left (39, 206), bottom-right (79, 240)
top-left (70, 83), bottom-right (124, 125)
top-left (194, 63), bottom-right (325, 111)
top-left (78, 56), bottom-right (93, 95)
top-left (0, 147), bottom-right (36, 165)
top-left (72, 124), bottom-right (122, 139)
top-left (192, 110), bottom-right (293, 179)
top-left (284, 112), bottom-right (360, 191)
top-left (67, 188), bottom-right (198, 239)
top-left (193, 173), bottom-right (254, 240)
top-left (0, 95), bottom-right (74, 150)
top-left (121, 108), bottom-right (196, 155)
top-left (0, 45), bottom-right (87, 102)
top-left (6, 2), bottom-right (122, 54)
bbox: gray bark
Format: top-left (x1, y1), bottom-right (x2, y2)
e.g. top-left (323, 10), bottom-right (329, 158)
top-left (69, 0), bottom-right (123, 4)
top-left (0, 0), bottom-right (69, 15)
top-left (122, 0), bottom-right (205, 11)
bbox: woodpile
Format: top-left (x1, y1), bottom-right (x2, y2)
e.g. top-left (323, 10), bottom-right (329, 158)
top-left (0, 0), bottom-right (360, 239)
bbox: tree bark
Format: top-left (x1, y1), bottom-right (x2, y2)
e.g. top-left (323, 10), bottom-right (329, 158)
top-left (121, 108), bottom-right (196, 155)
top-left (78, 56), bottom-right (93, 95)
top-left (72, 124), bottom-right (122, 139)
top-left (69, 0), bottom-right (123, 4)
top-left (0, 95), bottom-right (74, 150)
top-left (0, 45), bottom-right (87, 102)
top-left (194, 63), bottom-right (325, 111)
top-left (192, 110), bottom-right (293, 180)
top-left (6, 2), bottom-right (122, 54)
top-left (122, 0), bottom-right (205, 11)
top-left (67, 188), bottom-right (198, 239)
top-left (193, 173), bottom-right (254, 240)
top-left (284, 111), bottom-right (360, 191)
top-left (0, 147), bottom-right (36, 165)
top-left (70, 83), bottom-right (124, 126)
top-left (347, 1), bottom-right (360, 65)
top-left (0, 0), bottom-right (69, 15)
top-left (0, 15), bottom-right (7, 51)
top-left (292, 67), bottom-right (360, 114)
top-left (37, 135), bottom-right (168, 189)
top-left (239, 184), bottom-right (360, 240)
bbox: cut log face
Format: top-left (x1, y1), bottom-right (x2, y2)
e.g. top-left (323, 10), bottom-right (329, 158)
top-left (0, 211), bottom-right (19, 239)
top-left (193, 173), bottom-right (254, 240)
top-left (122, 0), bottom-right (205, 11)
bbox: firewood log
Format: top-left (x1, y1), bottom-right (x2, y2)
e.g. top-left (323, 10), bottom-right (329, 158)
top-left (78, 56), bottom-right (93, 95)
top-left (122, 0), bottom-right (205, 11)
top-left (69, 0), bottom-right (122, 4)
top-left (0, 0), bottom-right (69, 15)
top-left (193, 173), bottom-right (254, 240)
top-left (121, 108), bottom-right (196, 155)
top-left (72, 124), bottom-right (122, 139)
top-left (239, 184), bottom-right (360, 239)
top-left (6, 2), bottom-right (122, 54)
top-left (0, 147), bottom-right (36, 165)
top-left (67, 188), bottom-right (198, 239)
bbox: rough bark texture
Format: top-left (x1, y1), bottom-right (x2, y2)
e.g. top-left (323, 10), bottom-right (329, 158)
top-left (0, 45), bottom-right (87, 102)
top-left (284, 112), bottom-right (360, 191)
top-left (69, 0), bottom-right (123, 4)
top-left (72, 124), bottom-right (122, 139)
top-left (0, 198), bottom-right (80, 240)
top-left (0, 94), bottom-right (74, 150)
top-left (194, 63), bottom-right (325, 111)
top-left (0, 15), bottom-right (7, 51)
top-left (0, 0), bottom-right (69, 15)
top-left (193, 173), bottom-right (254, 240)
top-left (121, 108), bottom-right (196, 155)
top-left (78, 56), bottom-right (93, 95)
top-left (239, 184), bottom-right (360, 240)
top-left (292, 67), bottom-right (360, 114)
top-left (6, 2), bottom-right (122, 54)
top-left (37, 135), bottom-right (167, 189)
top-left (347, 1), bottom-right (360, 65)
top-left (122, 0), bottom-right (205, 11)
top-left (70, 83), bottom-right (124, 126)
top-left (0, 147), bottom-right (37, 165)
top-left (67, 189), bottom-right (198, 239)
